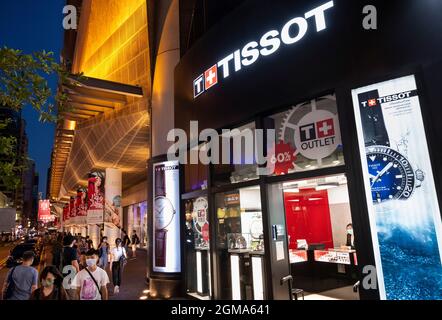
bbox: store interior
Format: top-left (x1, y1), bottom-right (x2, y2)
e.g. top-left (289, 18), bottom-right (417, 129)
top-left (281, 174), bottom-right (359, 300)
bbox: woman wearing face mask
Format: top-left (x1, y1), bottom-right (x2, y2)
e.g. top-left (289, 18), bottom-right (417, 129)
top-left (109, 238), bottom-right (127, 294)
top-left (346, 223), bottom-right (355, 249)
top-left (98, 236), bottom-right (109, 270)
top-left (30, 266), bottom-right (68, 300)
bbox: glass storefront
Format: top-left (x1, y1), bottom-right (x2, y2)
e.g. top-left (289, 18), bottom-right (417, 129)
top-left (212, 122), bottom-right (259, 187)
top-left (124, 201), bottom-right (148, 249)
top-left (275, 174), bottom-right (359, 300)
top-left (180, 91), bottom-right (356, 300)
top-left (185, 196), bottom-right (211, 299)
top-left (214, 186), bottom-right (265, 300)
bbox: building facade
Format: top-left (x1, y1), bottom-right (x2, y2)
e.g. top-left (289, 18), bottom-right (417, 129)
top-left (50, 0), bottom-right (442, 300)
top-left (150, 0), bottom-right (442, 300)
top-left (50, 0), bottom-right (151, 246)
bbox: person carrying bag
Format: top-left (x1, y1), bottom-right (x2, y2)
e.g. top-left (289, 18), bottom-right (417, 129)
top-left (110, 238), bottom-right (127, 294)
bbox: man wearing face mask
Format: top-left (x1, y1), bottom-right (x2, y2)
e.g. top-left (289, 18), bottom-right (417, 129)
top-left (345, 223), bottom-right (355, 249)
top-left (72, 249), bottom-right (109, 300)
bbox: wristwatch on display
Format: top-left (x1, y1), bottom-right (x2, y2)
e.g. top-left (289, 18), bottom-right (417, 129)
top-left (250, 217), bottom-right (263, 240)
top-left (359, 90), bottom-right (424, 203)
top-left (154, 165), bottom-right (176, 267)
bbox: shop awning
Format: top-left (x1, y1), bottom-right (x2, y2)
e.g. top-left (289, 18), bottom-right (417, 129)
top-left (49, 75), bottom-right (146, 200)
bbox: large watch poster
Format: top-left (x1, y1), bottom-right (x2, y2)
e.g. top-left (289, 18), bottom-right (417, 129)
top-left (153, 160), bottom-right (181, 273)
top-left (352, 75), bottom-right (442, 300)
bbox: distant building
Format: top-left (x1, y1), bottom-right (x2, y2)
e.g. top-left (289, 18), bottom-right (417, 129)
top-left (0, 191), bottom-right (8, 208)
top-left (0, 107), bottom-right (29, 224)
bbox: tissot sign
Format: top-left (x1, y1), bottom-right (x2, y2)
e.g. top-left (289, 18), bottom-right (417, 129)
top-left (193, 1), bottom-right (334, 98)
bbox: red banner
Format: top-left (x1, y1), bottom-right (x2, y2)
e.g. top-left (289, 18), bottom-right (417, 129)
top-left (76, 187), bottom-right (88, 224)
top-left (69, 196), bottom-right (77, 218)
top-left (87, 172), bottom-right (105, 224)
top-left (38, 200), bottom-right (51, 222)
top-left (63, 203), bottom-right (70, 222)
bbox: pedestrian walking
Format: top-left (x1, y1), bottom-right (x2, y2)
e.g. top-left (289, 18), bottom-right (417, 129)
top-left (122, 230), bottom-right (131, 254)
top-left (1, 251), bottom-right (38, 300)
top-left (51, 234), bottom-right (64, 272)
top-left (109, 238), bottom-right (127, 295)
top-left (61, 235), bottom-right (80, 300)
top-left (97, 236), bottom-right (109, 270)
top-left (131, 230), bottom-right (140, 258)
top-left (87, 239), bottom-right (94, 250)
top-left (29, 266), bottom-right (68, 300)
top-left (72, 249), bottom-right (109, 300)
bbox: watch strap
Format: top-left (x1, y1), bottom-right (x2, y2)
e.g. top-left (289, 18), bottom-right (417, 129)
top-left (155, 229), bottom-right (167, 267)
top-left (358, 90), bottom-right (390, 147)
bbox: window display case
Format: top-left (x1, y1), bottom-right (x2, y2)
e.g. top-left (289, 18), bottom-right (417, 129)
top-left (185, 196), bottom-right (211, 298)
top-left (215, 186), bottom-right (266, 300)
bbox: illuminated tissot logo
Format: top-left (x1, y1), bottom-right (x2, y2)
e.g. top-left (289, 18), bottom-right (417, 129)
top-left (192, 1), bottom-right (335, 98)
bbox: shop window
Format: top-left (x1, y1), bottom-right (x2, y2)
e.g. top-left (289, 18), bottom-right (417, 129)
top-left (214, 186), bottom-right (265, 300)
top-left (212, 122), bottom-right (259, 187)
top-left (265, 94), bottom-right (344, 175)
top-left (270, 174), bottom-right (359, 299)
top-left (124, 201), bottom-right (148, 249)
top-left (185, 196), bottom-right (211, 299)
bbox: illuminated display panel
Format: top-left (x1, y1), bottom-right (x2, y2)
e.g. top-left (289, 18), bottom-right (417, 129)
top-left (153, 160), bottom-right (181, 273)
top-left (352, 75), bottom-right (442, 300)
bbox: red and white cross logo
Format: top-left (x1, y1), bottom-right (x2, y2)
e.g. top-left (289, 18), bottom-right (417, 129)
top-left (316, 118), bottom-right (335, 138)
top-left (204, 65), bottom-right (218, 90)
top-left (368, 99), bottom-right (377, 107)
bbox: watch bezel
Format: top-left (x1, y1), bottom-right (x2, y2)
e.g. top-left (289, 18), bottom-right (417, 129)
top-left (366, 145), bottom-right (416, 202)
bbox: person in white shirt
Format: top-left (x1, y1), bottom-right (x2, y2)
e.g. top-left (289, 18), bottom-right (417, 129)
top-left (72, 249), bottom-right (109, 300)
top-left (109, 238), bottom-right (127, 294)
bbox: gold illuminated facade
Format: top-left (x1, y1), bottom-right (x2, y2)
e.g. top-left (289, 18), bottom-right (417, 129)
top-left (49, 0), bottom-right (151, 205)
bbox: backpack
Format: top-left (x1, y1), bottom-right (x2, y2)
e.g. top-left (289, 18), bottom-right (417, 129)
top-left (3, 267), bottom-right (16, 300)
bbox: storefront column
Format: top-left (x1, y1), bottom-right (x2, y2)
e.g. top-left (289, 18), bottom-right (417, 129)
top-left (148, 0), bottom-right (181, 299)
top-left (88, 224), bottom-right (100, 249)
top-left (104, 168), bottom-right (123, 248)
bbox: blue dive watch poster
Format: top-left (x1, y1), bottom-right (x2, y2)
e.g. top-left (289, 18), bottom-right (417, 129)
top-left (352, 75), bottom-right (442, 300)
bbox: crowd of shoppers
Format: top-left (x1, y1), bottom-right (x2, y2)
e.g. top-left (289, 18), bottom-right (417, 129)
top-left (1, 231), bottom-right (133, 300)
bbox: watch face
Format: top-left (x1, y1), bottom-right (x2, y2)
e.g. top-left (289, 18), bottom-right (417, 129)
top-left (193, 197), bottom-right (208, 234)
top-left (366, 146), bottom-right (415, 203)
top-left (154, 196), bottom-right (175, 230)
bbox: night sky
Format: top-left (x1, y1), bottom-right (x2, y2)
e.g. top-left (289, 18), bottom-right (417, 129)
top-left (0, 0), bottom-right (65, 197)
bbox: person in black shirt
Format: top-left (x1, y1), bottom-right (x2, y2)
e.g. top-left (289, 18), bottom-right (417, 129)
top-left (121, 230), bottom-right (131, 254)
top-left (29, 266), bottom-right (68, 300)
top-left (131, 230), bottom-right (140, 258)
top-left (62, 235), bottom-right (79, 300)
top-left (51, 234), bottom-right (64, 272)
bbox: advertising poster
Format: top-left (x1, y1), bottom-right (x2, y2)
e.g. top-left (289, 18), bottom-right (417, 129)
top-left (104, 168), bottom-right (122, 229)
top-left (104, 168), bottom-right (122, 248)
top-left (153, 160), bottom-right (180, 273)
top-left (76, 187), bottom-right (88, 225)
top-left (352, 75), bottom-right (442, 299)
top-left (87, 171), bottom-right (105, 224)
top-left (63, 203), bottom-right (70, 225)
top-left (38, 200), bottom-right (51, 222)
top-left (269, 94), bottom-right (343, 175)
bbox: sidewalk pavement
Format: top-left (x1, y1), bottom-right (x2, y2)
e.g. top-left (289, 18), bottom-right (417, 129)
top-left (108, 248), bottom-right (149, 300)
